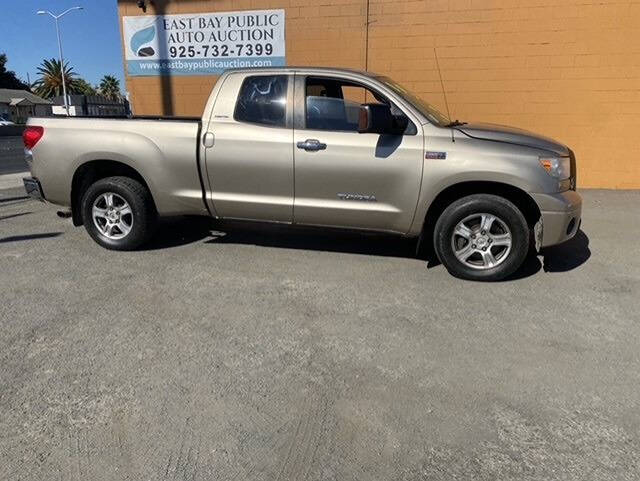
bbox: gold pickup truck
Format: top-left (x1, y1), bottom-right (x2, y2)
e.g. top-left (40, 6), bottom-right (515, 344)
top-left (22, 67), bottom-right (581, 281)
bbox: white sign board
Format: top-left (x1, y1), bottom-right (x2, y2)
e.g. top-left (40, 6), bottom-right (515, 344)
top-left (52, 105), bottom-right (78, 116)
top-left (122, 9), bottom-right (285, 76)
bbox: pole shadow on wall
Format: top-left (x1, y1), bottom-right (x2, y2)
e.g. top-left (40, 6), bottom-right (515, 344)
top-left (124, 0), bottom-right (202, 116)
top-left (154, 0), bottom-right (173, 116)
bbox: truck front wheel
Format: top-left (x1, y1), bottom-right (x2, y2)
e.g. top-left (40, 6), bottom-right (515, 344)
top-left (81, 176), bottom-right (156, 250)
top-left (433, 194), bottom-right (529, 281)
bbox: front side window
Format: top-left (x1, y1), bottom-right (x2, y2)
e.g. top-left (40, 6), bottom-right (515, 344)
top-left (304, 76), bottom-right (415, 134)
top-left (234, 75), bottom-right (288, 127)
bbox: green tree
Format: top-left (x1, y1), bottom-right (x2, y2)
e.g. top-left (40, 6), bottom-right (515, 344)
top-left (32, 58), bottom-right (79, 99)
top-left (0, 53), bottom-right (30, 90)
top-left (98, 75), bottom-right (122, 101)
top-left (74, 78), bottom-right (97, 96)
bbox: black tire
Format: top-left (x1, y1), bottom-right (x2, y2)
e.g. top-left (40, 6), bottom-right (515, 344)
top-left (433, 194), bottom-right (529, 281)
top-left (81, 176), bottom-right (156, 250)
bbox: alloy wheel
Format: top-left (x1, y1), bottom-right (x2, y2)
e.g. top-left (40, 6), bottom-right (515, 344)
top-left (451, 213), bottom-right (512, 270)
top-left (92, 192), bottom-right (133, 240)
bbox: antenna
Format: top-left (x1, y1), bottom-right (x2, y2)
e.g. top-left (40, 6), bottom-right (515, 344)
top-left (433, 48), bottom-right (451, 121)
top-left (433, 47), bottom-right (455, 142)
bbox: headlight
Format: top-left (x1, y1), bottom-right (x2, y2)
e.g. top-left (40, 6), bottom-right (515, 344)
top-left (539, 156), bottom-right (571, 180)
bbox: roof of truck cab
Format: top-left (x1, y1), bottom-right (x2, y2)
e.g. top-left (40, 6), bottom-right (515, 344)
top-left (223, 66), bottom-right (380, 77)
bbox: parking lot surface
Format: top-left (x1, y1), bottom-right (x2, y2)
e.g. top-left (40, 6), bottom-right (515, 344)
top-left (1, 188), bottom-right (639, 480)
top-left (0, 137), bottom-right (27, 175)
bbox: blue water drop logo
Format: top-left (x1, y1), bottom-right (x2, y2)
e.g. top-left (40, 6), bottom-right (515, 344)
top-left (131, 25), bottom-right (156, 57)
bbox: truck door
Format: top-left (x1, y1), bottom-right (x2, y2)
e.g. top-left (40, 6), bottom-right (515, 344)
top-left (292, 74), bottom-right (424, 233)
top-left (203, 73), bottom-right (294, 222)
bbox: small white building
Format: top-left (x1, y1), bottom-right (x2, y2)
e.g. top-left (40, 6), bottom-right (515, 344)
top-left (0, 89), bottom-right (52, 123)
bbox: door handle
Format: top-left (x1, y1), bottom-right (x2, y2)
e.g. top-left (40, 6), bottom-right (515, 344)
top-left (296, 139), bottom-right (327, 152)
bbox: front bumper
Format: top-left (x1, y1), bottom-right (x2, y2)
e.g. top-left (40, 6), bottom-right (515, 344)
top-left (531, 190), bottom-right (582, 248)
top-left (23, 177), bottom-right (45, 202)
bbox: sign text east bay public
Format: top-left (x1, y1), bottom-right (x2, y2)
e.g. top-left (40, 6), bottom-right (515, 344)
top-left (123, 9), bottom-right (285, 77)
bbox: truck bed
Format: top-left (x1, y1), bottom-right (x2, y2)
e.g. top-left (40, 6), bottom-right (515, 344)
top-left (26, 115), bottom-right (207, 217)
top-left (48, 114), bottom-right (201, 122)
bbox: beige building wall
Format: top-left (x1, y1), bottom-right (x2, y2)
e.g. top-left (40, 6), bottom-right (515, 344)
top-left (118, 0), bottom-right (640, 189)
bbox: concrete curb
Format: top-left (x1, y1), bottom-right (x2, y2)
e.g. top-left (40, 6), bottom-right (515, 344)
top-left (0, 172), bottom-right (27, 190)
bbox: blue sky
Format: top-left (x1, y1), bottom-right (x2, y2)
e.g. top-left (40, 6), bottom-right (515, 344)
top-left (1, 0), bottom-right (124, 89)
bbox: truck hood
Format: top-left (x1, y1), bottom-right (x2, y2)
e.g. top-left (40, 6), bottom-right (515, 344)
top-left (455, 122), bottom-right (569, 156)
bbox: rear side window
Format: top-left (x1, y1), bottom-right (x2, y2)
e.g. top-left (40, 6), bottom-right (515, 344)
top-left (234, 75), bottom-right (288, 127)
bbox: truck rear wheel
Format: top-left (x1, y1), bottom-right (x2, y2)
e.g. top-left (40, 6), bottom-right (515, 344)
top-left (433, 194), bottom-right (529, 281)
top-left (81, 176), bottom-right (156, 250)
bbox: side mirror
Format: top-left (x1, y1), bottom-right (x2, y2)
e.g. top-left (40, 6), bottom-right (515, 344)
top-left (358, 104), bottom-right (391, 134)
top-left (358, 103), bottom-right (407, 135)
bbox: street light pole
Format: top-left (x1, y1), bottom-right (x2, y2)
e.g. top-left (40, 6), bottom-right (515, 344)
top-left (37, 7), bottom-right (83, 116)
top-left (53, 16), bottom-right (68, 115)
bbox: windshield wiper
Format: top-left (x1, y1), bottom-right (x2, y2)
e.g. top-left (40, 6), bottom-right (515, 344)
top-left (445, 120), bottom-right (467, 127)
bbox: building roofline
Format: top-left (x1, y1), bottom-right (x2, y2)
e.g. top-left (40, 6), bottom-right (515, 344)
top-left (9, 98), bottom-right (33, 106)
top-left (0, 89), bottom-right (52, 105)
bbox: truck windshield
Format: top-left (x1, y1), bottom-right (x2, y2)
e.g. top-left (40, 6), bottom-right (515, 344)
top-left (376, 76), bottom-right (450, 127)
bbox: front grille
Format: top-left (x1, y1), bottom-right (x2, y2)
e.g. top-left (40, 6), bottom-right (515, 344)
top-left (569, 149), bottom-right (577, 190)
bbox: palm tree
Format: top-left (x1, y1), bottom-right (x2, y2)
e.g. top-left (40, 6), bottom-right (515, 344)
top-left (74, 78), bottom-right (97, 96)
top-left (32, 58), bottom-right (77, 99)
top-left (99, 75), bottom-right (121, 101)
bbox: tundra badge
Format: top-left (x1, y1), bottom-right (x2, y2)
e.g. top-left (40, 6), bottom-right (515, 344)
top-left (338, 193), bottom-right (377, 202)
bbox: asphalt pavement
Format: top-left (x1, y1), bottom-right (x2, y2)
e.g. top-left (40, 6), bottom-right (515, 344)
top-left (0, 137), bottom-right (27, 175)
top-left (1, 188), bottom-right (639, 480)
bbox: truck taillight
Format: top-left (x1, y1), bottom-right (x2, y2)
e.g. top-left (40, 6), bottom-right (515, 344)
top-left (23, 126), bottom-right (44, 150)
